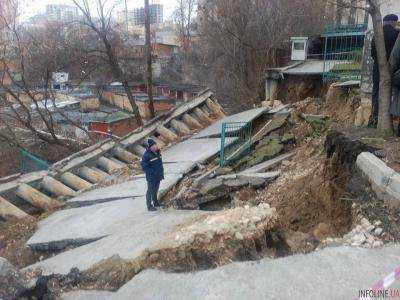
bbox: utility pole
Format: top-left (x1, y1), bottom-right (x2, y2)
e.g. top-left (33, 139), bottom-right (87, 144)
top-left (124, 0), bottom-right (129, 34)
top-left (144, 0), bottom-right (155, 118)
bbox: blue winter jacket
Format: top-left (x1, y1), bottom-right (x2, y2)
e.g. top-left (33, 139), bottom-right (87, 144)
top-left (141, 148), bottom-right (165, 183)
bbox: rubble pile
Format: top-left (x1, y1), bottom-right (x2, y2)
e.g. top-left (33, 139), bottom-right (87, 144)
top-left (144, 203), bottom-right (282, 272)
top-left (322, 218), bottom-right (384, 249)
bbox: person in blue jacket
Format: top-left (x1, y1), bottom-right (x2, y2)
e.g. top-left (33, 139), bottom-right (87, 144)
top-left (141, 138), bottom-right (165, 211)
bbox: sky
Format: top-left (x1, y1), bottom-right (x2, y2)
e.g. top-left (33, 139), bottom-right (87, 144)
top-left (22, 0), bottom-right (177, 20)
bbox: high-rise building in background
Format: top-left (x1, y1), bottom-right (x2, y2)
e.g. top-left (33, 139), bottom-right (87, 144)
top-left (118, 3), bottom-right (163, 27)
top-left (45, 4), bottom-right (79, 23)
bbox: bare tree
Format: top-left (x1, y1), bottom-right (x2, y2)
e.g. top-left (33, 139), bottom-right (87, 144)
top-left (144, 0), bottom-right (155, 117)
top-left (331, 0), bottom-right (392, 130)
top-left (368, 0), bottom-right (392, 130)
top-left (0, 0), bottom-right (94, 147)
top-left (196, 0), bottom-right (331, 110)
top-left (72, 0), bottom-right (143, 126)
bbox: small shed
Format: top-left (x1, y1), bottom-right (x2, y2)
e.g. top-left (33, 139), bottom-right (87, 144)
top-left (89, 111), bottom-right (139, 139)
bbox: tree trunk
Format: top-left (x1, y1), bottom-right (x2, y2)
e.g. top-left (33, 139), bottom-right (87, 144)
top-left (145, 0), bottom-right (155, 118)
top-left (369, 2), bottom-right (393, 130)
top-left (101, 34), bottom-right (143, 126)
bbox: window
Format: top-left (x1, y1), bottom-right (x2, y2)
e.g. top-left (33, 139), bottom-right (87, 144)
top-left (293, 42), bottom-right (305, 51)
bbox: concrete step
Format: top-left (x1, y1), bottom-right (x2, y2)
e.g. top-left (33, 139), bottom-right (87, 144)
top-left (42, 176), bottom-right (76, 197)
top-left (97, 157), bottom-right (126, 174)
top-left (111, 147), bottom-right (139, 164)
top-left (156, 125), bottom-right (178, 142)
top-left (16, 183), bottom-right (61, 211)
top-left (170, 119), bottom-right (191, 135)
top-left (77, 166), bottom-right (109, 183)
top-left (60, 172), bottom-right (92, 191)
top-left (0, 195), bottom-right (30, 220)
top-left (182, 113), bottom-right (203, 130)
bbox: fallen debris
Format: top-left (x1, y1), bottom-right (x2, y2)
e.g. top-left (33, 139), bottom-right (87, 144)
top-left (173, 172), bottom-right (279, 209)
top-left (0, 257), bottom-right (29, 300)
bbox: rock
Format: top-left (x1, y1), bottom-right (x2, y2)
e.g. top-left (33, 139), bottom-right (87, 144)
top-left (351, 233), bottom-right (366, 246)
top-left (373, 220), bottom-right (382, 227)
top-left (360, 218), bottom-right (371, 229)
top-left (0, 257), bottom-right (28, 300)
top-left (196, 172), bottom-right (280, 205)
top-left (313, 223), bottom-right (331, 240)
top-left (372, 240), bottom-right (384, 248)
top-left (262, 100), bottom-right (283, 108)
top-left (284, 231), bottom-right (318, 254)
top-left (354, 98), bottom-right (371, 127)
top-left (373, 228), bottom-right (383, 236)
top-left (299, 113), bottom-right (328, 124)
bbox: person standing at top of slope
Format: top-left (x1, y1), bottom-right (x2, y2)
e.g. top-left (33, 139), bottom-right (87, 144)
top-left (141, 138), bottom-right (164, 211)
top-left (370, 14), bottom-right (400, 127)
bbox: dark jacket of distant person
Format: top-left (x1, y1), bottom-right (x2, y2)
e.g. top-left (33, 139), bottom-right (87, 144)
top-left (371, 24), bottom-right (400, 62)
top-left (141, 144), bottom-right (165, 183)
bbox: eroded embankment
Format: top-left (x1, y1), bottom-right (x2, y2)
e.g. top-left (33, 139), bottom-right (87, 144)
top-left (22, 130), bottom-right (391, 298)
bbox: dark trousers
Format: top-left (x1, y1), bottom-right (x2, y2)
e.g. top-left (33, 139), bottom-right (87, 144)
top-left (146, 180), bottom-right (160, 209)
top-left (372, 63), bottom-right (380, 123)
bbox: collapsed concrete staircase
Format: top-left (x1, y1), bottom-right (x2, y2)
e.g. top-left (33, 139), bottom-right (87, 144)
top-left (0, 90), bottom-right (227, 219)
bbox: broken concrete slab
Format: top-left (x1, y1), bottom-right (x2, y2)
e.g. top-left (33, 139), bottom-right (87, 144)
top-left (27, 198), bottom-right (145, 250)
top-left (240, 152), bottom-right (295, 174)
top-left (134, 162), bottom-right (196, 180)
top-left (162, 162), bottom-right (197, 176)
top-left (24, 208), bottom-right (204, 275)
top-left (192, 107), bottom-right (267, 139)
top-left (300, 113), bottom-right (329, 123)
top-left (200, 171), bottom-right (279, 195)
top-left (356, 152), bottom-right (400, 208)
top-left (62, 290), bottom-right (112, 300)
top-left (356, 152), bottom-right (396, 191)
top-left (174, 172), bottom-right (279, 209)
top-left (67, 174), bottom-right (182, 206)
top-left (63, 245), bottom-right (400, 300)
top-left (162, 138), bottom-right (235, 163)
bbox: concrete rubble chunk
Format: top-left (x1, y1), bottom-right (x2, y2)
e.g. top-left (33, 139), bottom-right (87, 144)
top-left (299, 113), bottom-right (328, 123)
top-left (200, 171), bottom-right (280, 195)
top-left (386, 173), bottom-right (400, 208)
top-left (0, 257), bottom-right (29, 300)
top-left (240, 152), bottom-right (295, 174)
top-left (356, 152), bottom-right (395, 188)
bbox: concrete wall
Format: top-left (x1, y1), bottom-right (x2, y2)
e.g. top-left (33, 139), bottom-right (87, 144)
top-left (80, 98), bottom-right (100, 111)
top-left (357, 152), bottom-right (400, 208)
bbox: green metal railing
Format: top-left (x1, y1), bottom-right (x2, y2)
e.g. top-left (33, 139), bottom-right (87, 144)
top-left (21, 149), bottom-right (50, 173)
top-left (220, 122), bottom-right (252, 167)
top-left (323, 24), bottom-right (367, 82)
